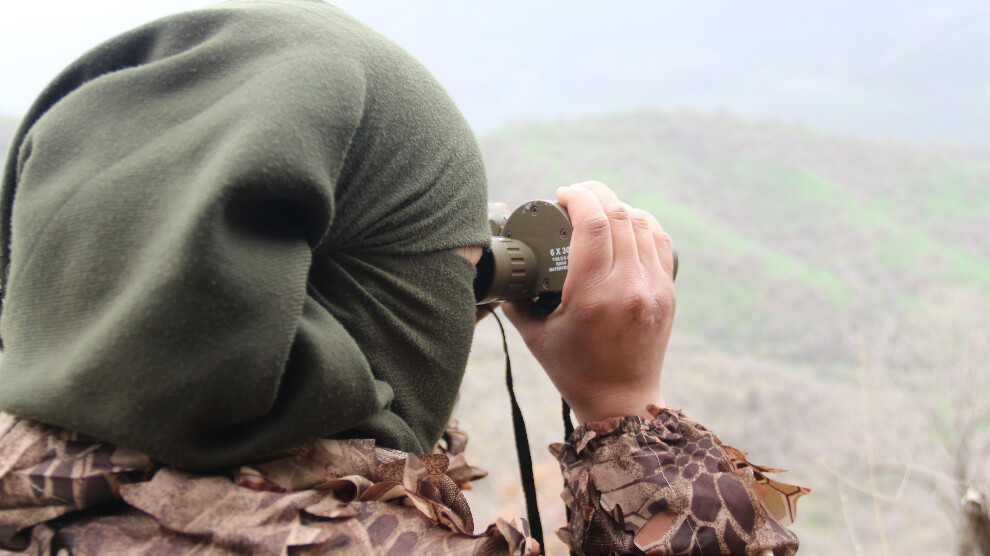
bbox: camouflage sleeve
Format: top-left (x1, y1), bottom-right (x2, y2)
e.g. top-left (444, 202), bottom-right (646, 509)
top-left (549, 405), bottom-right (807, 555)
top-left (0, 414), bottom-right (539, 555)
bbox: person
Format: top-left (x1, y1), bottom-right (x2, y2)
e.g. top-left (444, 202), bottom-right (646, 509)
top-left (0, 1), bottom-right (805, 554)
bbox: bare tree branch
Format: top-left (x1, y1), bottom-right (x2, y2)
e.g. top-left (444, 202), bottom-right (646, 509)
top-left (963, 489), bottom-right (990, 556)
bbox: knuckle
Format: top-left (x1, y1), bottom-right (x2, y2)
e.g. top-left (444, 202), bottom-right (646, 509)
top-left (581, 213), bottom-right (611, 236)
top-left (630, 208), bottom-right (652, 230)
top-left (619, 289), bottom-right (652, 316)
top-left (566, 277), bottom-right (674, 330)
top-left (620, 290), bottom-right (666, 328)
top-left (656, 284), bottom-right (676, 314)
top-left (618, 273), bottom-right (675, 324)
top-left (608, 202), bottom-right (631, 223)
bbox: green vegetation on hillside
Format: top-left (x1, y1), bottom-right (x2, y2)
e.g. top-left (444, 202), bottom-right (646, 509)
top-left (481, 112), bottom-right (990, 363)
top-left (475, 111), bottom-right (990, 554)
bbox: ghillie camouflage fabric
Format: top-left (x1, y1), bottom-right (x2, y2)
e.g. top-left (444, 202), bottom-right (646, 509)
top-left (0, 408), bottom-right (804, 555)
top-left (0, 413), bottom-right (533, 555)
top-left (552, 406), bottom-right (807, 555)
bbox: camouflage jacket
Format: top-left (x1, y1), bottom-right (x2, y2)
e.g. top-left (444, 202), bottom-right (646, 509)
top-left (0, 407), bottom-right (804, 555)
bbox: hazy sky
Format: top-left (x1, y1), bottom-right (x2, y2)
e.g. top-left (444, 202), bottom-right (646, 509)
top-left (4, 1), bottom-right (990, 145)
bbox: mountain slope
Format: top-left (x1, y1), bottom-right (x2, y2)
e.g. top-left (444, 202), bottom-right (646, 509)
top-left (480, 111), bottom-right (990, 363)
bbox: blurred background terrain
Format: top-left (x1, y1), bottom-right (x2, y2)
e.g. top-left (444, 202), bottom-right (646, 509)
top-left (3, 1), bottom-right (990, 554)
top-left (461, 113), bottom-right (990, 555)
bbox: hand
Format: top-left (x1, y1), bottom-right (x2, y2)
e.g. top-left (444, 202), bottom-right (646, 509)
top-left (502, 182), bottom-right (676, 423)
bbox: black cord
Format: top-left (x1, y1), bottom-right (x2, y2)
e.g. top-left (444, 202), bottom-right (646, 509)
top-left (487, 308), bottom-right (544, 551)
top-left (562, 400), bottom-right (574, 441)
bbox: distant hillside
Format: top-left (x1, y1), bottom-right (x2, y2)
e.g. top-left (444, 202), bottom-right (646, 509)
top-left (480, 111), bottom-right (990, 364)
top-left (474, 112), bottom-right (990, 554)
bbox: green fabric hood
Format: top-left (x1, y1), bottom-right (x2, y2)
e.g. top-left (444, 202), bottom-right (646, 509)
top-left (0, 0), bottom-right (489, 468)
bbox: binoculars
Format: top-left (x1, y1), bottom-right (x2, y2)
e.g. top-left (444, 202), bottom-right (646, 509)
top-left (473, 200), bottom-right (678, 315)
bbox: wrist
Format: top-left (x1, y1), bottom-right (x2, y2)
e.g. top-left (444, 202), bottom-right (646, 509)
top-left (569, 387), bottom-right (664, 424)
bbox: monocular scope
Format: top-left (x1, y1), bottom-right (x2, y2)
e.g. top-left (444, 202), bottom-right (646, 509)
top-left (473, 200), bottom-right (678, 315)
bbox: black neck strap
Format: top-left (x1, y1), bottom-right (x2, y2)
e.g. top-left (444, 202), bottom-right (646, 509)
top-left (488, 309), bottom-right (544, 550)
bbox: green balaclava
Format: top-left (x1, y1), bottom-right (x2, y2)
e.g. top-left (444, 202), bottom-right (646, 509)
top-left (0, 0), bottom-right (489, 468)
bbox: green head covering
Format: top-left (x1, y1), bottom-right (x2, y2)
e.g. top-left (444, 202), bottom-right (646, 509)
top-left (0, 0), bottom-right (489, 467)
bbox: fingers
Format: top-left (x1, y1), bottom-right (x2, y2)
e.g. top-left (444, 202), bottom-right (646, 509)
top-left (556, 184), bottom-right (613, 287)
top-left (630, 208), bottom-right (675, 280)
top-left (577, 182), bottom-right (637, 269)
top-left (556, 182), bottom-right (642, 277)
top-left (630, 208), bottom-right (663, 276)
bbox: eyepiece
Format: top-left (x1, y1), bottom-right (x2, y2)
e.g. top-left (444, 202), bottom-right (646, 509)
top-left (474, 237), bottom-right (537, 304)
